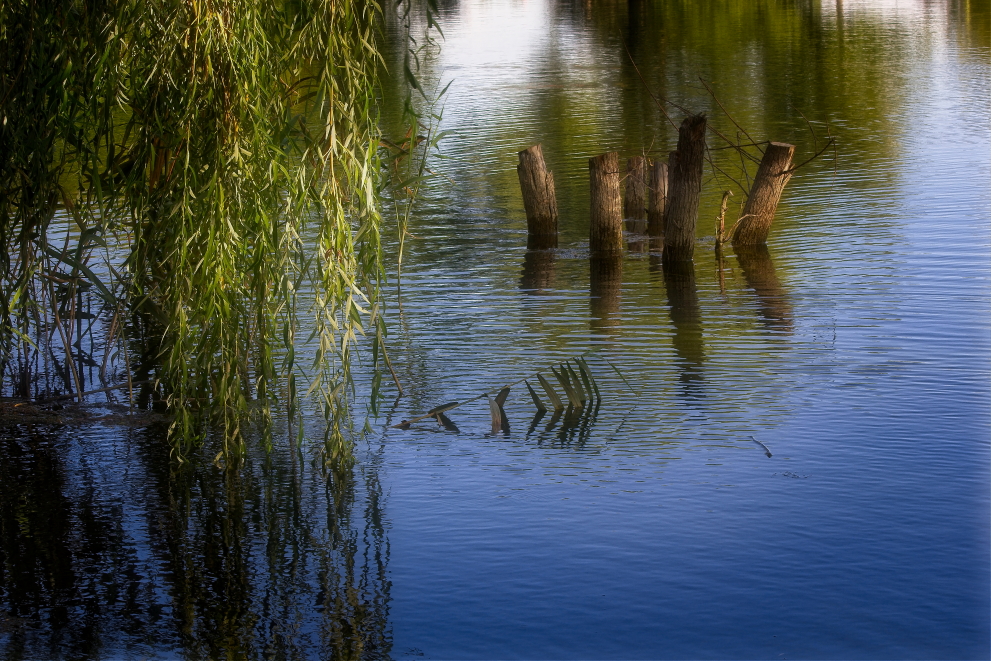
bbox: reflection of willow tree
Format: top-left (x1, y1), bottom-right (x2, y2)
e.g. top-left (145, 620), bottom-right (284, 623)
top-left (0, 429), bottom-right (167, 655)
top-left (0, 429), bottom-right (392, 659)
top-left (547, 0), bottom-right (947, 207)
top-left (157, 447), bottom-right (392, 659)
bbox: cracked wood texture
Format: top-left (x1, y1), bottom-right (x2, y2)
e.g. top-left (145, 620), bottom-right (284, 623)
top-left (663, 114), bottom-right (707, 260)
top-left (517, 144), bottom-right (558, 244)
top-left (589, 152), bottom-right (623, 254)
top-left (731, 142), bottom-right (795, 247)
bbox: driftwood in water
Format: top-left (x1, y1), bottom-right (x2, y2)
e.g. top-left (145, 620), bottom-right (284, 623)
top-left (589, 152), bottom-right (623, 253)
top-left (517, 144), bottom-right (558, 246)
top-left (731, 142), bottom-right (795, 247)
top-left (647, 159), bottom-right (668, 237)
top-left (663, 114), bottom-right (707, 260)
top-left (624, 156), bottom-right (648, 232)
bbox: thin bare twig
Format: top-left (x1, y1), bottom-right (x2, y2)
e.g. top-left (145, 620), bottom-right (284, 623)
top-left (780, 137), bottom-right (835, 175)
top-left (699, 77), bottom-right (762, 153)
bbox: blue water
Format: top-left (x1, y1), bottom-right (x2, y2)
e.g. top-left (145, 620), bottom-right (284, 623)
top-left (1, 0), bottom-right (988, 658)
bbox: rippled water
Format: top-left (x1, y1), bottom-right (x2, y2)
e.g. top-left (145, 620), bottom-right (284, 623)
top-left (2, 0), bottom-right (989, 658)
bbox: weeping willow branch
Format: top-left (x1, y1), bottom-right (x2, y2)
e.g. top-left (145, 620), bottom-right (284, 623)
top-left (0, 0), bottom-right (429, 460)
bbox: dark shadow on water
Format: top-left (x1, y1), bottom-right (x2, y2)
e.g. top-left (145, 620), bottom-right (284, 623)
top-left (0, 426), bottom-right (393, 659)
top-left (662, 256), bottom-right (705, 398)
top-left (734, 245), bottom-right (793, 332)
top-left (528, 401), bottom-right (601, 449)
top-left (520, 250), bottom-right (555, 294)
top-left (590, 254), bottom-right (623, 336)
top-left (520, 235), bottom-right (557, 294)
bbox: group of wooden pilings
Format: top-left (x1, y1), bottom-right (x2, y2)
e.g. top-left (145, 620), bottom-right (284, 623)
top-left (516, 114), bottom-right (796, 260)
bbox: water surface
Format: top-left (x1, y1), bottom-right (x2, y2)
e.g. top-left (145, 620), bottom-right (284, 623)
top-left (2, 0), bottom-right (989, 658)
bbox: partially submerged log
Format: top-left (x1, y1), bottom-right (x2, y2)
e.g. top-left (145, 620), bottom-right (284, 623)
top-left (589, 152), bottom-right (623, 254)
top-left (731, 142), bottom-right (795, 247)
top-left (647, 159), bottom-right (668, 237)
top-left (624, 156), bottom-right (648, 232)
top-left (517, 144), bottom-right (558, 246)
top-left (663, 114), bottom-right (707, 260)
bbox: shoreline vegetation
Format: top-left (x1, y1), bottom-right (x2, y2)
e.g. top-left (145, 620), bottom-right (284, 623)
top-left (0, 0), bottom-right (442, 460)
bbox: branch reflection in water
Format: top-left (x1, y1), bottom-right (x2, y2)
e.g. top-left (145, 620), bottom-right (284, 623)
top-left (0, 427), bottom-right (392, 659)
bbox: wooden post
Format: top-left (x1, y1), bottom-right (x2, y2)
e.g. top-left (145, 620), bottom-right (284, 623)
top-left (731, 142), bottom-right (795, 247)
top-left (589, 152), bottom-right (623, 254)
top-left (624, 156), bottom-right (648, 232)
top-left (647, 159), bottom-right (668, 237)
top-left (663, 114), bottom-right (707, 260)
top-left (517, 144), bottom-right (558, 246)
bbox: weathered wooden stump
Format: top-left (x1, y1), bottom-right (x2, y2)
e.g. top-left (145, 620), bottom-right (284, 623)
top-left (517, 144), bottom-right (558, 246)
top-left (589, 152), bottom-right (623, 254)
top-left (663, 114), bottom-right (707, 261)
top-left (731, 142), bottom-right (795, 247)
top-left (647, 158), bottom-right (668, 237)
top-left (624, 156), bottom-right (648, 233)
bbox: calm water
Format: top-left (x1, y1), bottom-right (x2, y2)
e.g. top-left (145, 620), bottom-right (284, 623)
top-left (2, 0), bottom-right (989, 658)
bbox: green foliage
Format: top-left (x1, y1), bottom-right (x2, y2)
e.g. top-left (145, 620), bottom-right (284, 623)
top-left (0, 0), bottom-right (420, 459)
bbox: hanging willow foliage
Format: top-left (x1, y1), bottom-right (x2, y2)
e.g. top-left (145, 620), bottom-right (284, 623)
top-left (0, 0), bottom-right (422, 459)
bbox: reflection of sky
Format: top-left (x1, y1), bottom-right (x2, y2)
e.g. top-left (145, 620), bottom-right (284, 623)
top-left (384, 1), bottom-right (990, 658)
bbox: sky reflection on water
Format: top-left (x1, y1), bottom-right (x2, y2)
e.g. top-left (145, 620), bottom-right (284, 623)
top-left (2, 0), bottom-right (990, 658)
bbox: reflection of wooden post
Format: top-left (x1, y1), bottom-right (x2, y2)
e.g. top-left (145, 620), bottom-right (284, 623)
top-left (517, 144), bottom-right (558, 246)
top-left (624, 156), bottom-right (648, 232)
top-left (662, 257), bottom-right (704, 389)
top-left (520, 248), bottom-right (555, 294)
top-left (735, 245), bottom-right (792, 331)
top-left (647, 159), bottom-right (668, 237)
top-left (731, 142), bottom-right (794, 247)
top-left (589, 152), bottom-right (623, 254)
top-left (590, 253), bottom-right (622, 334)
top-left (663, 115), bottom-right (707, 260)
